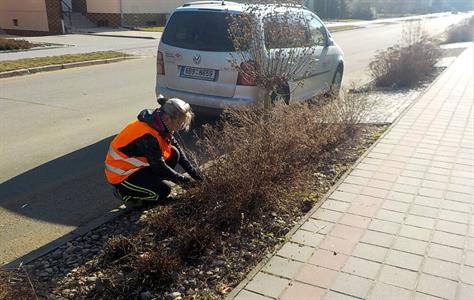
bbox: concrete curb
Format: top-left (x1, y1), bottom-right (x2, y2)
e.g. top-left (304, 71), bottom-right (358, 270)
top-left (28, 64), bottom-right (62, 73)
top-left (0, 56), bottom-right (135, 79)
top-left (225, 51), bottom-right (456, 299)
top-left (0, 69), bottom-right (30, 77)
top-left (1, 205), bottom-right (129, 270)
top-left (83, 32), bottom-right (157, 40)
top-left (327, 25), bottom-right (365, 33)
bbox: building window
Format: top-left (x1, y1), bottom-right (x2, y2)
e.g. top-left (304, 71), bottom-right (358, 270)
top-left (12, 19), bottom-right (19, 26)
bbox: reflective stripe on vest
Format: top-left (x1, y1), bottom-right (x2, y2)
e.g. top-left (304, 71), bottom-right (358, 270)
top-left (105, 164), bottom-right (141, 176)
top-left (104, 119), bottom-right (171, 185)
top-left (107, 147), bottom-right (150, 168)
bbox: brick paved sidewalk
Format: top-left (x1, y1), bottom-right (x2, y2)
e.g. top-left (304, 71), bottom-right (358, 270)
top-left (229, 45), bottom-right (474, 300)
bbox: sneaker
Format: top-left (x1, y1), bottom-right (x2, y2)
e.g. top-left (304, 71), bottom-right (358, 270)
top-left (113, 188), bottom-right (142, 206)
top-left (140, 196), bottom-right (176, 208)
top-left (112, 187), bottom-right (123, 201)
top-left (124, 199), bottom-right (144, 208)
top-left (156, 196), bottom-right (176, 205)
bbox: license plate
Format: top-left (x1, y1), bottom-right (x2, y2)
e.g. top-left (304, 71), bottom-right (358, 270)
top-left (180, 66), bottom-right (217, 81)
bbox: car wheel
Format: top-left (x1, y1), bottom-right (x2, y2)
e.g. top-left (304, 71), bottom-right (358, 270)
top-left (271, 84), bottom-right (290, 105)
top-left (329, 65), bottom-right (343, 97)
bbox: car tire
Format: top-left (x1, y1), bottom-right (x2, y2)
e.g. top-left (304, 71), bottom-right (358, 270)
top-left (328, 64), bottom-right (343, 97)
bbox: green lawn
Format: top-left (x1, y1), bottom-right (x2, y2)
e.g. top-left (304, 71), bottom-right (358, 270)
top-left (328, 25), bottom-right (363, 32)
top-left (0, 51), bottom-right (131, 73)
top-left (324, 18), bottom-right (365, 22)
top-left (135, 26), bottom-right (165, 32)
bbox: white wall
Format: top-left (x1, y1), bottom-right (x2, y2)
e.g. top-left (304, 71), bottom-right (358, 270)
top-left (0, 0), bottom-right (49, 32)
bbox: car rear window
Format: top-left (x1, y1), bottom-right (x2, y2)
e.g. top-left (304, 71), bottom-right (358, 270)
top-left (162, 11), bottom-right (236, 52)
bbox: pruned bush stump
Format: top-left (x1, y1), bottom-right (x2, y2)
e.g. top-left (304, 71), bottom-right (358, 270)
top-left (369, 22), bottom-right (441, 88)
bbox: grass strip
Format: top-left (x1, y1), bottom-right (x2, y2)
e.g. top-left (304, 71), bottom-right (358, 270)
top-left (324, 18), bottom-right (365, 22)
top-left (135, 26), bottom-right (164, 32)
top-left (0, 51), bottom-right (131, 73)
top-left (328, 25), bottom-right (363, 32)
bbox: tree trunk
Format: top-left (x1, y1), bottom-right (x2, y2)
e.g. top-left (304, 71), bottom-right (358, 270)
top-left (264, 89), bottom-right (272, 111)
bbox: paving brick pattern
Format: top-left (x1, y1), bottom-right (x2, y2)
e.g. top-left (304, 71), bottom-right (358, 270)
top-left (231, 45), bottom-right (473, 300)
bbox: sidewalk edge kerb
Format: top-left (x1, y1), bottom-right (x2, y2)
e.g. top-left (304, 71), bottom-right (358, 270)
top-left (28, 64), bottom-right (62, 73)
top-left (82, 33), bottom-right (157, 40)
top-left (0, 69), bottom-right (29, 78)
top-left (225, 47), bottom-right (463, 300)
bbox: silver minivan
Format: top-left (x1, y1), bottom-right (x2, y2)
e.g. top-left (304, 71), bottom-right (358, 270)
top-left (156, 1), bottom-right (344, 113)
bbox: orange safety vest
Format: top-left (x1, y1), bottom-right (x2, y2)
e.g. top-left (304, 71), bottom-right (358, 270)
top-left (104, 120), bottom-right (172, 184)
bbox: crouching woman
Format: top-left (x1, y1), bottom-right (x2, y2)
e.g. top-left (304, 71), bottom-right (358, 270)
top-left (104, 97), bottom-right (202, 206)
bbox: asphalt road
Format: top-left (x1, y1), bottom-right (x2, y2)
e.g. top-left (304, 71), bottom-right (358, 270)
top-left (0, 13), bottom-right (471, 265)
top-left (0, 59), bottom-right (153, 264)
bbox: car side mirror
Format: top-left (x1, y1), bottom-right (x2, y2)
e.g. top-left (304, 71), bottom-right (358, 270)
top-left (326, 37), bottom-right (334, 47)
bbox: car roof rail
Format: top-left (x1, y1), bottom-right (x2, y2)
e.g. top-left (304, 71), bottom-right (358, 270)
top-left (182, 1), bottom-right (238, 7)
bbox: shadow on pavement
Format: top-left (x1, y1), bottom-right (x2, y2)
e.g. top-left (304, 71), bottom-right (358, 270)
top-left (0, 114), bottom-right (215, 227)
top-left (0, 136), bottom-right (120, 227)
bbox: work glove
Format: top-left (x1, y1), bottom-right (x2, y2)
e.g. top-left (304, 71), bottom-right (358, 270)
top-left (177, 174), bottom-right (192, 185)
top-left (181, 180), bottom-right (200, 190)
top-left (192, 172), bottom-right (204, 181)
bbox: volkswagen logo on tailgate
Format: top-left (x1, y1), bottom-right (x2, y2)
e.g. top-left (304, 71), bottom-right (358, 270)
top-left (193, 54), bottom-right (201, 65)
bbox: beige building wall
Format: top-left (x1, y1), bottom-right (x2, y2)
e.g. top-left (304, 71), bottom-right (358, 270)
top-left (86, 0), bottom-right (188, 14)
top-left (122, 0), bottom-right (188, 14)
top-left (0, 0), bottom-right (49, 32)
top-left (86, 0), bottom-right (120, 13)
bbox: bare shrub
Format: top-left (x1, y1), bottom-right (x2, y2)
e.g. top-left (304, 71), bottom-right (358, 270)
top-left (0, 269), bottom-right (37, 300)
top-left (446, 16), bottom-right (474, 43)
top-left (176, 226), bottom-right (217, 263)
top-left (102, 234), bottom-right (136, 262)
top-left (0, 38), bottom-right (37, 51)
top-left (134, 249), bottom-right (180, 285)
top-left (369, 21), bottom-right (441, 88)
top-left (227, 0), bottom-right (319, 108)
top-left (312, 89), bottom-right (371, 126)
top-left (180, 91), bottom-right (369, 235)
top-left (145, 207), bottom-right (180, 236)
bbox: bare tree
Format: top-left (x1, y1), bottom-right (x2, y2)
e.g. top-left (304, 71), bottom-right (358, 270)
top-left (227, 0), bottom-right (320, 109)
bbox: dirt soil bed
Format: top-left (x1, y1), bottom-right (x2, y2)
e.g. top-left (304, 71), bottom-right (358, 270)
top-left (6, 123), bottom-right (387, 300)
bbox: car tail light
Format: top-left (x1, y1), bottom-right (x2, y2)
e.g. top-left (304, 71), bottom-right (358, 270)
top-left (157, 51), bottom-right (165, 75)
top-left (237, 61), bottom-right (256, 86)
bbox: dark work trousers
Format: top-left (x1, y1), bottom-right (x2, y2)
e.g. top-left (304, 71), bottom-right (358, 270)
top-left (114, 146), bottom-right (179, 204)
